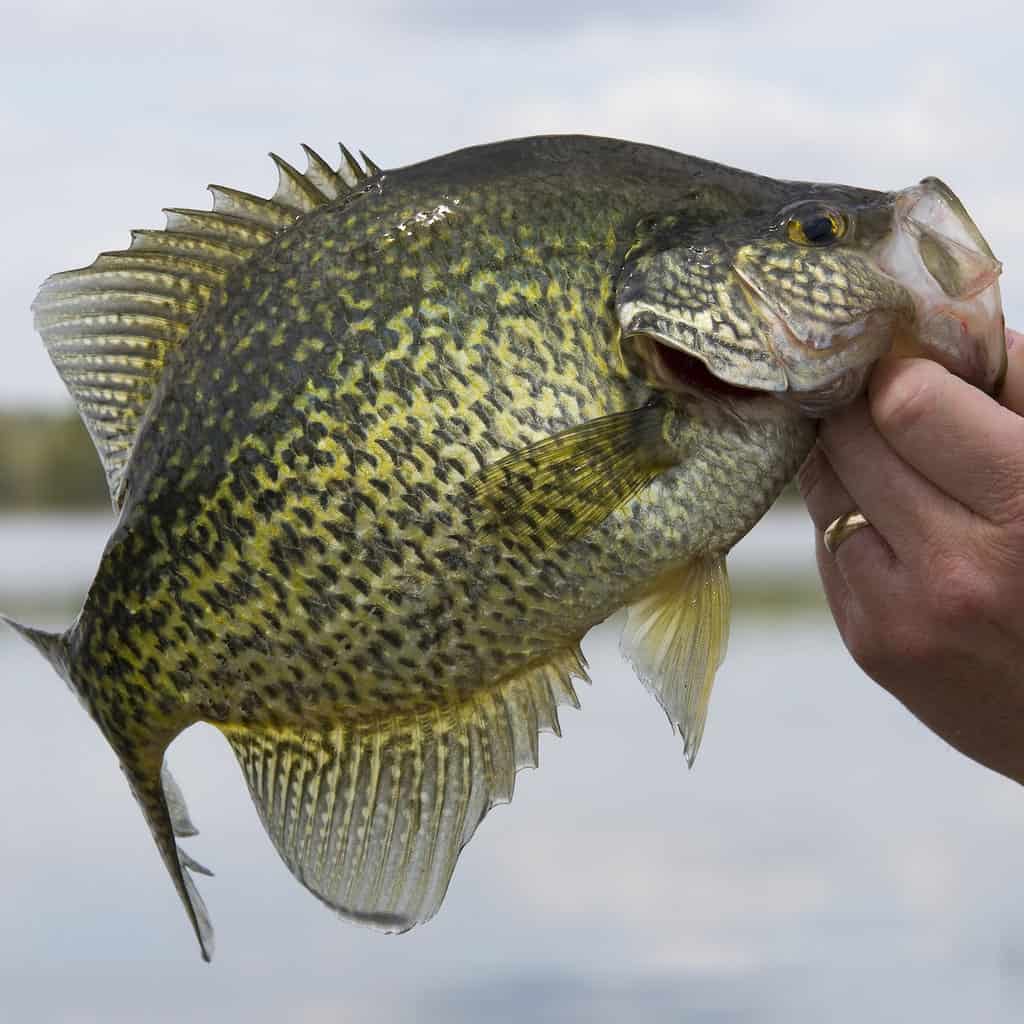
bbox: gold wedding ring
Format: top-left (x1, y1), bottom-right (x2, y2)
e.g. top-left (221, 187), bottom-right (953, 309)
top-left (823, 510), bottom-right (870, 554)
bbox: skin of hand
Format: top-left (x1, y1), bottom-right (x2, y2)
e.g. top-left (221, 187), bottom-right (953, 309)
top-left (799, 328), bottom-right (1024, 786)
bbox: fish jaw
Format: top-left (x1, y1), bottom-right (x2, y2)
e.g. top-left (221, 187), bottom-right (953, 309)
top-left (873, 179), bottom-right (1006, 394)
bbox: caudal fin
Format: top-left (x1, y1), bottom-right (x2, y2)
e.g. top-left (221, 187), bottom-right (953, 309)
top-left (2, 613), bottom-right (216, 961)
top-left (0, 614), bottom-right (70, 682)
top-left (126, 763), bottom-right (216, 962)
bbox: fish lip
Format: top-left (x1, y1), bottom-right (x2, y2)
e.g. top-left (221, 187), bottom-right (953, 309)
top-left (874, 183), bottom-right (1007, 394)
top-left (905, 215), bottom-right (1003, 299)
top-left (715, 266), bottom-right (838, 402)
top-left (732, 262), bottom-right (781, 325)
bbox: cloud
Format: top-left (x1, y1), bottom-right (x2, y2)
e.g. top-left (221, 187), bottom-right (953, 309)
top-left (375, 0), bottom-right (751, 36)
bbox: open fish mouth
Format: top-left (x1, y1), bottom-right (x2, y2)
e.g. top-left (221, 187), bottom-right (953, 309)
top-left (632, 332), bottom-right (778, 403)
top-left (875, 179), bottom-right (1006, 395)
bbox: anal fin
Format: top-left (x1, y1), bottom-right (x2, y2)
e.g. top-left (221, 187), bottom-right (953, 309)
top-left (221, 648), bottom-right (588, 932)
top-left (620, 557), bottom-right (731, 766)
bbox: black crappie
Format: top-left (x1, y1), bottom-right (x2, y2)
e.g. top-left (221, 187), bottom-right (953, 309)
top-left (2, 135), bottom-right (1005, 959)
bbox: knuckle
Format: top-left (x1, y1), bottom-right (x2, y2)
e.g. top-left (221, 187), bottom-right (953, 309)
top-left (925, 550), bottom-right (996, 627)
top-left (796, 444), bottom-right (837, 521)
top-left (842, 590), bottom-right (942, 680)
top-left (842, 604), bottom-right (902, 678)
top-left (842, 618), bottom-right (882, 675)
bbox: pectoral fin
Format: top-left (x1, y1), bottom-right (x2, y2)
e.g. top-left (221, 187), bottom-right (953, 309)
top-left (221, 648), bottom-right (588, 932)
top-left (471, 404), bottom-right (674, 548)
top-left (620, 557), bottom-right (731, 766)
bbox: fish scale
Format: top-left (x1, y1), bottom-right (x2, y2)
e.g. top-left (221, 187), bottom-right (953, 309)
top-left (3, 134), bottom-right (1004, 960)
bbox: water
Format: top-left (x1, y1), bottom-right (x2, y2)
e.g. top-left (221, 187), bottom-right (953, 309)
top-left (1, 510), bottom-right (1022, 1023)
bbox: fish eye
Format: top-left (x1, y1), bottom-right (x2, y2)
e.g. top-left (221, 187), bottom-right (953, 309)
top-left (786, 207), bottom-right (848, 246)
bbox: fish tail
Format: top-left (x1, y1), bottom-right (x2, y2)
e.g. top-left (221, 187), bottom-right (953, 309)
top-left (1, 612), bottom-right (216, 961)
top-left (0, 613), bottom-right (70, 682)
top-left (123, 758), bottom-right (216, 962)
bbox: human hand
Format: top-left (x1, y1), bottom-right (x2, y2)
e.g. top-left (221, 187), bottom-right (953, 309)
top-left (798, 328), bottom-right (1024, 785)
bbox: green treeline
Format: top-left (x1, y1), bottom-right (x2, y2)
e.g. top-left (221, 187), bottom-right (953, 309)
top-left (0, 410), bottom-right (108, 509)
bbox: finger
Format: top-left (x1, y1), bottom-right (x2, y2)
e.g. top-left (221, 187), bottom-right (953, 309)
top-left (817, 393), bottom-right (970, 565)
top-left (868, 356), bottom-right (1024, 525)
top-left (796, 443), bottom-right (854, 631)
top-left (999, 329), bottom-right (1024, 415)
top-left (797, 440), bottom-right (895, 607)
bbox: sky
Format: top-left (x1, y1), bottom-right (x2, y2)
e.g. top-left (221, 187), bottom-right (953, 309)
top-left (1, 0), bottom-right (1021, 406)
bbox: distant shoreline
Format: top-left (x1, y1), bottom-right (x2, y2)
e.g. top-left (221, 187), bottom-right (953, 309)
top-left (0, 410), bottom-right (107, 509)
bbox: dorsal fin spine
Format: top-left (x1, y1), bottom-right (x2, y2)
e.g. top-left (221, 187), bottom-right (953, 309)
top-left (301, 144), bottom-right (345, 198)
top-left (338, 142), bottom-right (367, 186)
top-left (94, 251), bottom-right (234, 281)
top-left (360, 151), bottom-right (383, 177)
top-left (129, 229), bottom-right (253, 268)
top-left (35, 289), bottom-right (200, 320)
top-left (41, 317), bottom-right (187, 344)
top-left (270, 152), bottom-right (329, 212)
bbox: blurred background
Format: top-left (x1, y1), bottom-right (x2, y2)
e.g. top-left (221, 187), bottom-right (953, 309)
top-left (1, 1), bottom-right (1022, 1021)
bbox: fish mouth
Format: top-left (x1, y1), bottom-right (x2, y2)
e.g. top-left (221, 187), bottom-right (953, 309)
top-left (874, 180), bottom-right (1006, 395)
top-left (632, 333), bottom-right (776, 403)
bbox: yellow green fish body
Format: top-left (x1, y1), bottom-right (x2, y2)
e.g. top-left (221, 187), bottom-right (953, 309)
top-left (4, 135), bottom-right (1004, 958)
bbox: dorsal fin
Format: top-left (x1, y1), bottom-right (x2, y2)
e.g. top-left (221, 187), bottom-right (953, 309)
top-left (32, 143), bottom-right (383, 507)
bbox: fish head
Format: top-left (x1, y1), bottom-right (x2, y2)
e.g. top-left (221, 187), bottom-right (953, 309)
top-left (616, 177), bottom-right (1005, 415)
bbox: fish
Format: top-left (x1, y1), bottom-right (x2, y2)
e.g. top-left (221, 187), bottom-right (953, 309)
top-left (1, 135), bottom-right (1005, 961)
